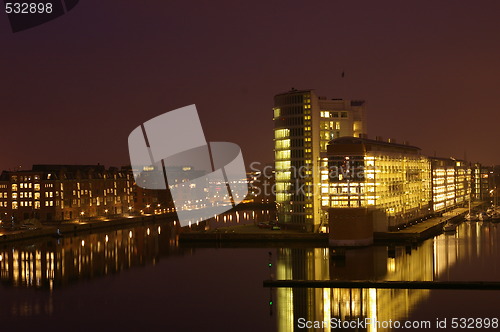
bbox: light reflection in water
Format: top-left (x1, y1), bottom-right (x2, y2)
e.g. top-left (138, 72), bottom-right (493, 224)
top-left (204, 209), bottom-right (274, 230)
top-left (0, 210), bottom-right (273, 320)
top-left (0, 221), bottom-right (179, 290)
top-left (274, 222), bottom-right (500, 332)
top-left (0, 218), bottom-right (498, 328)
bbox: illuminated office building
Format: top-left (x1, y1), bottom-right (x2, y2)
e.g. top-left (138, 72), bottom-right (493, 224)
top-left (273, 88), bottom-right (366, 231)
top-left (324, 137), bottom-right (431, 245)
top-left (430, 158), bottom-right (470, 212)
top-left (323, 136), bottom-right (494, 245)
top-left (472, 163), bottom-right (493, 201)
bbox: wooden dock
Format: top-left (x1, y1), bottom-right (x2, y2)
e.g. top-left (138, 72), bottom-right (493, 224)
top-left (263, 279), bottom-right (500, 290)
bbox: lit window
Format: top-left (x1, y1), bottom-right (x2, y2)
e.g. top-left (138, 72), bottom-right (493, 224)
top-left (273, 108), bottom-right (280, 118)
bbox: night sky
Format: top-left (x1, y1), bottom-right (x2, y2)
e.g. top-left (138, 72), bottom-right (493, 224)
top-left (1, 0), bottom-right (500, 172)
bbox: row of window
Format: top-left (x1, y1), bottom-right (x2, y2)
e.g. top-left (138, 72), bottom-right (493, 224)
top-left (320, 111), bottom-right (348, 118)
top-left (10, 201), bottom-right (51, 209)
top-left (12, 184), bottom-right (40, 191)
top-left (274, 94), bottom-right (309, 106)
top-left (10, 175), bottom-right (41, 182)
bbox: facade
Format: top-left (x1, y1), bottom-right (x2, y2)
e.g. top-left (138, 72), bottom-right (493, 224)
top-left (133, 185), bottom-right (174, 214)
top-left (473, 163), bottom-right (493, 201)
top-left (0, 165), bottom-right (134, 222)
top-left (324, 137), bottom-right (431, 244)
top-left (273, 88), bottom-right (367, 231)
top-left (324, 137), bottom-right (493, 245)
top-left (430, 158), bottom-right (470, 212)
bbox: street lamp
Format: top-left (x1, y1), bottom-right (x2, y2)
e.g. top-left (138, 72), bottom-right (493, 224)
top-left (80, 211), bottom-right (85, 222)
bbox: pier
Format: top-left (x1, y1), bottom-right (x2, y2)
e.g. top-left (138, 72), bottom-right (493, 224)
top-left (263, 279), bottom-right (500, 290)
top-left (374, 203), bottom-right (487, 242)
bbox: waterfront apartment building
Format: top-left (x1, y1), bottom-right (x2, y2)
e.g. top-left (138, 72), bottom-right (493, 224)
top-left (273, 88), bottom-right (367, 231)
top-left (324, 137), bottom-right (491, 245)
top-left (473, 163), bottom-right (494, 201)
top-left (0, 165), bottom-right (134, 222)
top-left (430, 157), bottom-right (470, 212)
top-left (324, 137), bottom-right (431, 245)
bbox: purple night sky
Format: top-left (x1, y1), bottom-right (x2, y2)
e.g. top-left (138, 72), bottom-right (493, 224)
top-left (1, 0), bottom-right (500, 171)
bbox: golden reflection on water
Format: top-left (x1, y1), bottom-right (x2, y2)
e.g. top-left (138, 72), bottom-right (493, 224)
top-left (274, 222), bottom-right (499, 332)
top-left (0, 223), bottom-right (178, 290)
top-left (275, 245), bottom-right (432, 331)
top-left (0, 219), bottom-right (497, 326)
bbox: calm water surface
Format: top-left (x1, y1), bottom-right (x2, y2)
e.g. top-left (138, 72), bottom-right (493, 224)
top-left (1, 212), bottom-right (500, 331)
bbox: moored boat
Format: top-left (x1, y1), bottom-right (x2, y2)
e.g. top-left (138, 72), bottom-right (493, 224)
top-left (443, 222), bottom-right (457, 233)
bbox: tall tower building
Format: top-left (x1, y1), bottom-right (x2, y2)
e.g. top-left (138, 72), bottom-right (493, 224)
top-left (273, 88), bottom-right (367, 232)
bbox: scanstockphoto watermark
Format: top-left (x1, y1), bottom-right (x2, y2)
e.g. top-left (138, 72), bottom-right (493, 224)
top-left (297, 317), bottom-right (500, 330)
top-left (297, 317), bottom-right (433, 330)
top-left (248, 161), bottom-right (367, 197)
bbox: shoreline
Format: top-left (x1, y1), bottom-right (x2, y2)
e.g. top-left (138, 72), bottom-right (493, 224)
top-left (0, 214), bottom-right (176, 244)
top-left (0, 203), bottom-right (488, 246)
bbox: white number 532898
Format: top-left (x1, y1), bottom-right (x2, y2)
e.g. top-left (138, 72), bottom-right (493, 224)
top-left (5, 2), bottom-right (53, 14)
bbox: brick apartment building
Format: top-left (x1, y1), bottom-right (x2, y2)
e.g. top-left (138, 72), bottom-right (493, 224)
top-left (0, 165), bottom-right (134, 222)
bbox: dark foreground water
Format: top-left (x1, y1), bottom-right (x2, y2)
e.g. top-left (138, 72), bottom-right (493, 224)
top-left (1, 212), bottom-right (500, 331)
